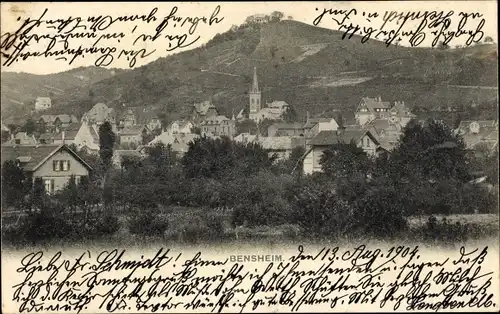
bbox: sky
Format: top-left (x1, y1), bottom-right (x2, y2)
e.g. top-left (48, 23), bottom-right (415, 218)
top-left (0, 1), bottom-right (497, 75)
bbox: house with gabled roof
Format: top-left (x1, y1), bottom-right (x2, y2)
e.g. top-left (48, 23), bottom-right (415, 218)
top-left (191, 100), bottom-right (219, 123)
top-left (72, 121), bottom-right (100, 154)
top-left (118, 125), bottom-right (151, 149)
top-left (302, 129), bottom-right (380, 174)
top-left (118, 106), bottom-right (162, 131)
top-left (81, 103), bottom-right (117, 131)
top-left (303, 117), bottom-right (339, 140)
top-left (355, 96), bottom-right (392, 126)
top-left (1, 144), bottom-right (93, 194)
top-left (7, 132), bottom-right (38, 146)
top-left (362, 119), bottom-right (403, 151)
top-left (456, 120), bottom-right (498, 153)
top-left (258, 136), bottom-right (305, 160)
top-left (268, 122), bottom-right (305, 137)
top-left (200, 115), bottom-right (236, 138)
top-left (166, 120), bottom-right (194, 135)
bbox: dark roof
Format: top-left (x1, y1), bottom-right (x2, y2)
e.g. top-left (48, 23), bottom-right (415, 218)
top-left (271, 122), bottom-right (304, 130)
top-left (458, 120), bottom-right (498, 130)
top-left (119, 107), bottom-right (159, 123)
top-left (308, 130), bottom-right (379, 146)
top-left (303, 118), bottom-right (335, 129)
top-left (1, 144), bottom-right (93, 172)
top-left (120, 125), bottom-right (149, 135)
top-left (53, 130), bottom-right (79, 141)
top-left (361, 97), bottom-right (391, 110)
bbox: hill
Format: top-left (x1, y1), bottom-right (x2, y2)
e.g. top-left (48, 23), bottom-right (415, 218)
top-left (2, 20), bottom-right (498, 123)
top-left (0, 67), bottom-right (127, 119)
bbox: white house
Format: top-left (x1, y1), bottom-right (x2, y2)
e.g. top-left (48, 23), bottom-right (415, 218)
top-left (303, 129), bottom-right (380, 175)
top-left (35, 97), bottom-right (52, 111)
top-left (166, 120), bottom-right (194, 134)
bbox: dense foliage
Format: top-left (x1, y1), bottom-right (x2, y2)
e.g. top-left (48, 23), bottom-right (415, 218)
top-left (1, 119), bottom-right (498, 246)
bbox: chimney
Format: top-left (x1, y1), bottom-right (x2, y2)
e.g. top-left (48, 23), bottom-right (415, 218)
top-left (62, 131), bottom-right (66, 144)
top-left (378, 96), bottom-right (382, 102)
top-left (306, 111), bottom-right (310, 121)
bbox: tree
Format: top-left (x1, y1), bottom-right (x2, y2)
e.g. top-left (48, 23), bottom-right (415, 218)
top-left (146, 142), bottom-right (176, 169)
top-left (286, 146), bottom-right (306, 174)
top-left (32, 177), bottom-right (46, 211)
top-left (438, 41), bottom-right (450, 50)
top-left (271, 11), bottom-right (284, 22)
top-left (320, 142), bottom-right (372, 178)
top-left (390, 119), bottom-right (470, 181)
top-left (98, 121), bottom-right (116, 210)
top-left (1, 130), bottom-right (10, 143)
top-left (191, 126), bottom-right (202, 135)
top-left (258, 118), bottom-right (275, 136)
top-left (1, 160), bottom-right (27, 209)
top-left (181, 136), bottom-right (275, 179)
top-left (99, 121), bottom-right (116, 179)
top-left (282, 105), bottom-right (298, 123)
top-left (236, 119), bottom-right (257, 135)
top-left (21, 119), bottom-right (37, 135)
top-left (484, 36), bottom-right (494, 44)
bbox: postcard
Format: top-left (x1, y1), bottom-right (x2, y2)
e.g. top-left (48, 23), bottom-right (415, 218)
top-left (1, 1), bottom-right (498, 313)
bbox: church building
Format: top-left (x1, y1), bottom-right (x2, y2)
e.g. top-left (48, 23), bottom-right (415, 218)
top-left (238, 67), bottom-right (289, 122)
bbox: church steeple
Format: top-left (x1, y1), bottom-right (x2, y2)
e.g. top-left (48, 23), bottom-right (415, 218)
top-left (249, 67), bottom-right (262, 114)
top-left (251, 67), bottom-right (259, 93)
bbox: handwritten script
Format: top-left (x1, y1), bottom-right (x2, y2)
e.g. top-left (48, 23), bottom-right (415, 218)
top-left (313, 8), bottom-right (486, 47)
top-left (0, 6), bottom-right (224, 68)
top-left (9, 245), bottom-right (497, 313)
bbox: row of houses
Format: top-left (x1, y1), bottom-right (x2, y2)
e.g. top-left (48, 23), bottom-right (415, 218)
top-left (2, 117), bottom-right (497, 196)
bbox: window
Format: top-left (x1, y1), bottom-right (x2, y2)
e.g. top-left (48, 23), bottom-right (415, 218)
top-left (252, 99), bottom-right (255, 104)
top-left (53, 160), bottom-right (71, 172)
top-left (366, 137), bottom-right (370, 147)
top-left (53, 160), bottom-right (60, 171)
top-left (44, 179), bottom-right (54, 194)
top-left (15, 139), bottom-right (21, 144)
top-left (75, 176), bottom-right (80, 185)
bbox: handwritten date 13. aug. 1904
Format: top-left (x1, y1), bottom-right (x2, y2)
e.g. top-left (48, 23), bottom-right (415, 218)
top-left (10, 245), bottom-right (496, 313)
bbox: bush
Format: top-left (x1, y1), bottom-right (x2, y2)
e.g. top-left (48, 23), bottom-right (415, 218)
top-left (164, 212), bottom-right (226, 244)
top-left (86, 212), bottom-right (120, 236)
top-left (128, 210), bottom-right (169, 237)
top-left (24, 207), bottom-right (75, 243)
top-left (229, 172), bottom-right (294, 226)
top-left (289, 177), bottom-right (353, 237)
top-left (352, 186), bottom-right (408, 238)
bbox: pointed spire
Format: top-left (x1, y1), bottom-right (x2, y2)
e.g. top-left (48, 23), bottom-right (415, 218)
top-left (251, 67), bottom-right (259, 92)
